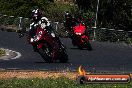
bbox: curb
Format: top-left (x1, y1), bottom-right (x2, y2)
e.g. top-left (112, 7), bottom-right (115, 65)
top-left (0, 26), bottom-right (17, 32)
top-left (0, 48), bottom-right (21, 60)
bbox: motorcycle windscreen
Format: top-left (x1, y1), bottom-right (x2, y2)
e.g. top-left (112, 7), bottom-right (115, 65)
top-left (74, 24), bottom-right (86, 34)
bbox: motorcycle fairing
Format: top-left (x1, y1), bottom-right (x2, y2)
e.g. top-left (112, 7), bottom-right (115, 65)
top-left (73, 23), bottom-right (86, 34)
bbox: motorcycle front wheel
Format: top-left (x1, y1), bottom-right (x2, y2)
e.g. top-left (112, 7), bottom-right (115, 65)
top-left (83, 38), bottom-right (93, 51)
top-left (38, 43), bottom-right (54, 63)
top-left (85, 41), bottom-right (93, 51)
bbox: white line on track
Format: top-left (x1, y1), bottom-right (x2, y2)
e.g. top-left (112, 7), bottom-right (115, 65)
top-left (11, 51), bottom-right (22, 59)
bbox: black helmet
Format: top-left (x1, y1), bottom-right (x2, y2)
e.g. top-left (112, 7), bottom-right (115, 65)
top-left (65, 11), bottom-right (72, 19)
top-left (31, 9), bottom-right (42, 22)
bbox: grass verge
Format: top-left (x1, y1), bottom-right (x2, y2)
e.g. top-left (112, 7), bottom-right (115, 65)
top-left (0, 77), bottom-right (132, 88)
top-left (0, 71), bottom-right (131, 88)
top-left (0, 48), bottom-right (5, 57)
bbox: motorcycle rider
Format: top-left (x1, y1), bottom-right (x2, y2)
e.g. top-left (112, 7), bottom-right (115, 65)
top-left (64, 11), bottom-right (79, 37)
top-left (29, 9), bottom-right (50, 37)
top-left (29, 8), bottom-right (51, 51)
top-left (64, 11), bottom-right (80, 45)
top-left (29, 8), bottom-right (62, 52)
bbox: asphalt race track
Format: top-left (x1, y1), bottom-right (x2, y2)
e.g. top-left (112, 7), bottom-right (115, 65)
top-left (0, 30), bottom-right (132, 73)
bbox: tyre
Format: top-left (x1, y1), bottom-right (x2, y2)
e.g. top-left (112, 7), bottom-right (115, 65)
top-left (77, 45), bottom-right (83, 50)
top-left (72, 39), bottom-right (76, 46)
top-left (38, 43), bottom-right (53, 63)
top-left (59, 47), bottom-right (68, 63)
top-left (86, 41), bottom-right (93, 51)
top-left (83, 38), bottom-right (92, 51)
top-left (77, 76), bottom-right (86, 84)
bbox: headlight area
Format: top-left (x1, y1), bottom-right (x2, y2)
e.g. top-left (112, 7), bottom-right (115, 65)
top-left (75, 32), bottom-right (82, 35)
top-left (75, 28), bottom-right (85, 35)
top-left (30, 31), bottom-right (43, 42)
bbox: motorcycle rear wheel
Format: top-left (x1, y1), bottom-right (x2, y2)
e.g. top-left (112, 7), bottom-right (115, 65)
top-left (77, 45), bottom-right (83, 50)
top-left (38, 43), bottom-right (53, 63)
top-left (59, 51), bottom-right (68, 63)
top-left (59, 45), bottom-right (68, 63)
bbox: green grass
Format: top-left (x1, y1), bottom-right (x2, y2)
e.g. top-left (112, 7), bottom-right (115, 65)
top-left (0, 49), bottom-right (5, 57)
top-left (0, 77), bottom-right (132, 88)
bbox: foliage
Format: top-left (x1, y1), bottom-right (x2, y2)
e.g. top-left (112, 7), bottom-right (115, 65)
top-left (98, 0), bottom-right (132, 30)
top-left (75, 0), bottom-right (132, 31)
top-left (0, 49), bottom-right (5, 57)
top-left (0, 0), bottom-right (76, 22)
top-left (75, 0), bottom-right (93, 12)
top-left (0, 0), bottom-right (50, 17)
top-left (45, 3), bottom-right (76, 22)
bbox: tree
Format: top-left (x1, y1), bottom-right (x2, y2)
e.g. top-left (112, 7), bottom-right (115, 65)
top-left (98, 0), bottom-right (132, 30)
top-left (75, 0), bottom-right (92, 12)
top-left (75, 0), bottom-right (132, 30)
top-left (0, 0), bottom-right (50, 17)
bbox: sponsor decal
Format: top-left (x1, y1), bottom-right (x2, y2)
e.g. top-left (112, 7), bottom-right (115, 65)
top-left (77, 66), bottom-right (131, 84)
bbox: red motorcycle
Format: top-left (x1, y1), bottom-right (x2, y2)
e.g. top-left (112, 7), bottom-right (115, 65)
top-left (20, 26), bottom-right (68, 63)
top-left (70, 22), bottom-right (92, 50)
